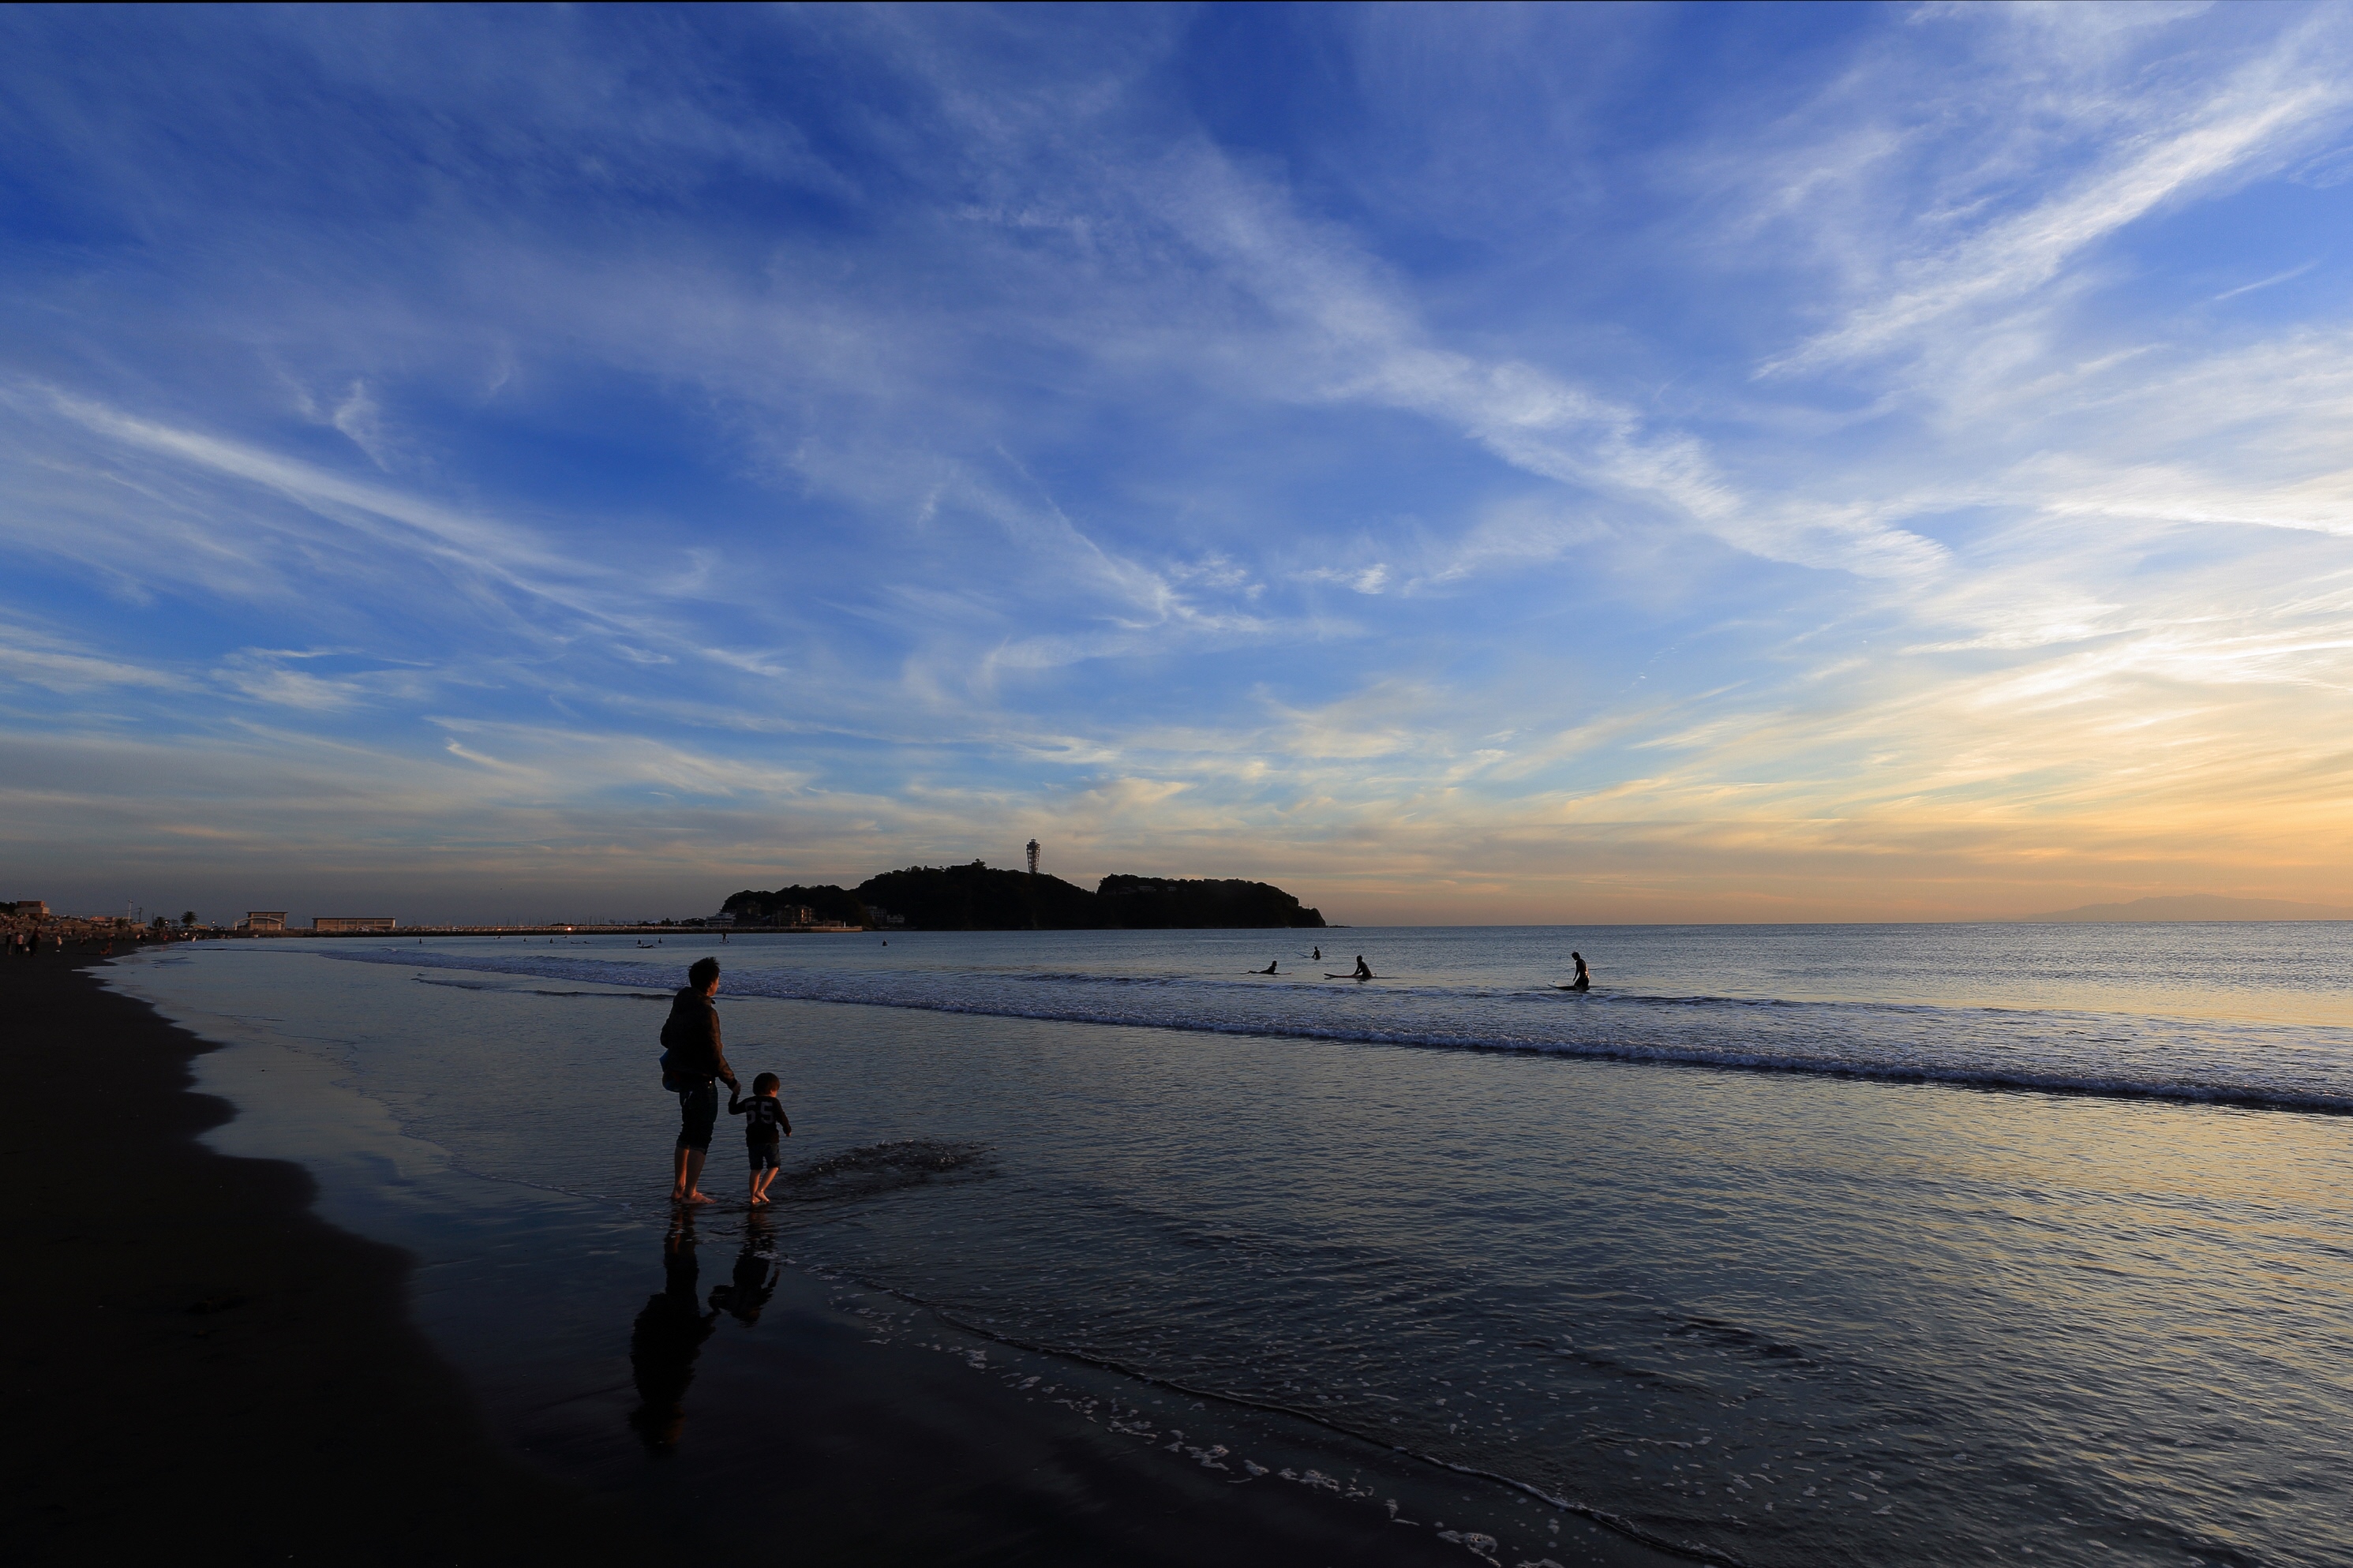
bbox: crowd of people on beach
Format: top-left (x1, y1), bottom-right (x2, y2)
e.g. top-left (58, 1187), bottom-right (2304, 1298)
top-left (6, 926), bottom-right (159, 957)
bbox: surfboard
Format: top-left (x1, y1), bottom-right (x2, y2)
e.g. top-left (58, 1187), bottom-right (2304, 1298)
top-left (1325, 972), bottom-right (1374, 979)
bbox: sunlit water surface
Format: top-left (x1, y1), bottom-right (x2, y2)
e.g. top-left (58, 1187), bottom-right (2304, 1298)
top-left (116, 924), bottom-right (2353, 1568)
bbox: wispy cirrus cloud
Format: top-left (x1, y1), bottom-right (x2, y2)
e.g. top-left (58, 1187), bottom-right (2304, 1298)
top-left (1755, 11), bottom-right (2353, 380)
top-left (3, 3), bottom-right (2352, 922)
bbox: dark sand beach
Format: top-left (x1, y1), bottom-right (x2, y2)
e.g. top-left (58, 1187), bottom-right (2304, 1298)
top-left (3, 948), bottom-right (669, 1566)
top-left (7, 949), bottom-right (1662, 1567)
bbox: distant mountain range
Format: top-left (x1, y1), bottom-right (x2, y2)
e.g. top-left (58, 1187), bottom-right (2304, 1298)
top-left (2011, 894), bottom-right (2353, 923)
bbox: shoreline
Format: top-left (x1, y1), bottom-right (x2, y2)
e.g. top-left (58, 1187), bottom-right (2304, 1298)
top-left (1, 949), bottom-right (673, 1566)
top-left (20, 945), bottom-right (1685, 1567)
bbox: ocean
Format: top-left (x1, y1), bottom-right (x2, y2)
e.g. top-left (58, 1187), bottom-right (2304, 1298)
top-left (110, 923), bottom-right (2353, 1567)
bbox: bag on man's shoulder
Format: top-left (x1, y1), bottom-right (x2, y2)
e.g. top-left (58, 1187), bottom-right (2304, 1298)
top-left (658, 996), bottom-right (691, 1093)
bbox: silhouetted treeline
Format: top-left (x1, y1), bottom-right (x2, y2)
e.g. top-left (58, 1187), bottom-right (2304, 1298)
top-left (721, 863), bottom-right (1324, 930)
top-left (720, 885), bottom-right (870, 926)
top-left (1096, 874), bottom-right (1324, 929)
top-left (854, 863), bottom-right (1099, 930)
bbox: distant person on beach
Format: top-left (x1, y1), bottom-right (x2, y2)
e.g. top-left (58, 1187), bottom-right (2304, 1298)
top-left (729, 1072), bottom-right (792, 1206)
top-left (661, 957), bottom-right (738, 1206)
top-left (1353, 955), bottom-right (1373, 979)
top-left (1568, 951), bottom-right (1591, 992)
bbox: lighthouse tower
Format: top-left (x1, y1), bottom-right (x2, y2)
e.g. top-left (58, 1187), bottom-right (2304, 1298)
top-left (1026, 838), bottom-right (1040, 877)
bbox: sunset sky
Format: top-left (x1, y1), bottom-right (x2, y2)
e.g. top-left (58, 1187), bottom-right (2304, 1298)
top-left (5, 3), bottom-right (2352, 925)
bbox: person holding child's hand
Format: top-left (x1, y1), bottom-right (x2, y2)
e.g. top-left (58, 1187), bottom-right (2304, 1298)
top-left (661, 956), bottom-right (739, 1206)
top-left (729, 1072), bottom-right (792, 1205)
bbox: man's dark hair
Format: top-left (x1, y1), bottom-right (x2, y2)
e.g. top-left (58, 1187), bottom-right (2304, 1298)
top-left (688, 956), bottom-right (721, 991)
top-left (753, 1072), bottom-right (779, 1095)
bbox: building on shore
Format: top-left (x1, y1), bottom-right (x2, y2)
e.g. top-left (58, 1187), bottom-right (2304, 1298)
top-left (241, 911), bottom-right (288, 931)
top-left (5, 900), bottom-right (47, 919)
top-left (313, 916), bottom-right (396, 933)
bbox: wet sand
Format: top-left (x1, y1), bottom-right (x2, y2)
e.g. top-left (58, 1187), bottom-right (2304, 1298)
top-left (2, 948), bottom-right (668, 1566)
top-left (7, 949), bottom-right (1677, 1567)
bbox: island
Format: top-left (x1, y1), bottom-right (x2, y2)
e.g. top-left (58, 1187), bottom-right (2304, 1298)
top-left (722, 862), bottom-right (1325, 931)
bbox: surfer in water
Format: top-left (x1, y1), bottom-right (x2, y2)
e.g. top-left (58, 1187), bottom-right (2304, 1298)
top-left (1312, 946), bottom-right (1321, 961)
top-left (1567, 951), bottom-right (1591, 992)
top-left (1352, 955), bottom-right (1373, 980)
top-left (1257, 959), bottom-right (1280, 975)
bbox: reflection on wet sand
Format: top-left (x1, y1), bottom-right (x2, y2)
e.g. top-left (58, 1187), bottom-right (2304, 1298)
top-left (628, 1214), bottom-right (716, 1452)
top-left (710, 1212), bottom-right (779, 1327)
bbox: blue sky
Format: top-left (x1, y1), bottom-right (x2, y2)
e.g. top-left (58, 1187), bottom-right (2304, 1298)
top-left (5, 2), bottom-right (2352, 925)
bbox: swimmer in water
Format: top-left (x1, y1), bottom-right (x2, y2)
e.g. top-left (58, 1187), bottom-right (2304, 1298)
top-left (1568, 951), bottom-right (1591, 992)
top-left (1352, 955), bottom-right (1373, 980)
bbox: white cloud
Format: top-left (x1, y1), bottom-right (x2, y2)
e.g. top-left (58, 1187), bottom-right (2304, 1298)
top-left (1760, 14), bottom-right (2352, 378)
top-left (330, 380), bottom-right (395, 469)
top-left (5, 3), bottom-right (2353, 920)
top-left (0, 626), bottom-right (190, 693)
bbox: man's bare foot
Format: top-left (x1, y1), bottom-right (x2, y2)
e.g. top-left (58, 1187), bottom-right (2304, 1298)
top-left (685, 1189), bottom-right (715, 1205)
top-left (749, 1195), bottom-right (770, 1207)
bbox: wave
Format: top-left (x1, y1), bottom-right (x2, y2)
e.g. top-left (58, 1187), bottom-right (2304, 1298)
top-left (771, 1138), bottom-right (992, 1203)
top-left (332, 948), bottom-right (2353, 1117)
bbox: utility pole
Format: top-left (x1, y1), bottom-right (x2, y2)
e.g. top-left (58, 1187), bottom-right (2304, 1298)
top-left (1026, 838), bottom-right (1040, 878)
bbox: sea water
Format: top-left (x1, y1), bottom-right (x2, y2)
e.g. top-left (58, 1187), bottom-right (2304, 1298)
top-left (111, 924), bottom-right (2353, 1567)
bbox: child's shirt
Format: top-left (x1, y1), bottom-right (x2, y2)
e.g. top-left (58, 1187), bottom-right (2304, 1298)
top-left (729, 1091), bottom-right (791, 1143)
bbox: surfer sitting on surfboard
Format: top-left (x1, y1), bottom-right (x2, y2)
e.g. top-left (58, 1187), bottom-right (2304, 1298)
top-left (1567, 951), bottom-right (1590, 992)
top-left (1352, 955), bottom-right (1373, 980)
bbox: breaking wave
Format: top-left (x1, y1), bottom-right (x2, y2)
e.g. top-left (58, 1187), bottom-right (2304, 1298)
top-left (341, 948), bottom-right (2353, 1116)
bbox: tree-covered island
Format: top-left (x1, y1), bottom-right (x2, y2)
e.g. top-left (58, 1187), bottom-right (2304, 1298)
top-left (722, 863), bottom-right (1325, 931)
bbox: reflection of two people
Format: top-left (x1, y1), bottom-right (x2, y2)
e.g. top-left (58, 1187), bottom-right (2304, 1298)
top-left (627, 1212), bottom-right (780, 1451)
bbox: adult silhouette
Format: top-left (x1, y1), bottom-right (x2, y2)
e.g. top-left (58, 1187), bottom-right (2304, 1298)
top-left (661, 957), bottom-right (739, 1204)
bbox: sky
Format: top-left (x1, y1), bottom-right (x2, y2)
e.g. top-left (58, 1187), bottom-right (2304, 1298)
top-left (5, 2), bottom-right (2353, 926)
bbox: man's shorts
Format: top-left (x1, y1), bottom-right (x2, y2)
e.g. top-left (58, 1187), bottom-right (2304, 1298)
top-left (675, 1080), bottom-right (719, 1151)
top-left (747, 1139), bottom-right (782, 1173)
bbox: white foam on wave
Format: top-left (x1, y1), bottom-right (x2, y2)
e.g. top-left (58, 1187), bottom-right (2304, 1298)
top-left (331, 947), bottom-right (2353, 1116)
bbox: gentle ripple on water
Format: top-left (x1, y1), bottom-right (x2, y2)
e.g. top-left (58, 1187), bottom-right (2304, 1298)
top-left (115, 926), bottom-right (2353, 1568)
top-left (339, 929), bottom-right (2353, 1113)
